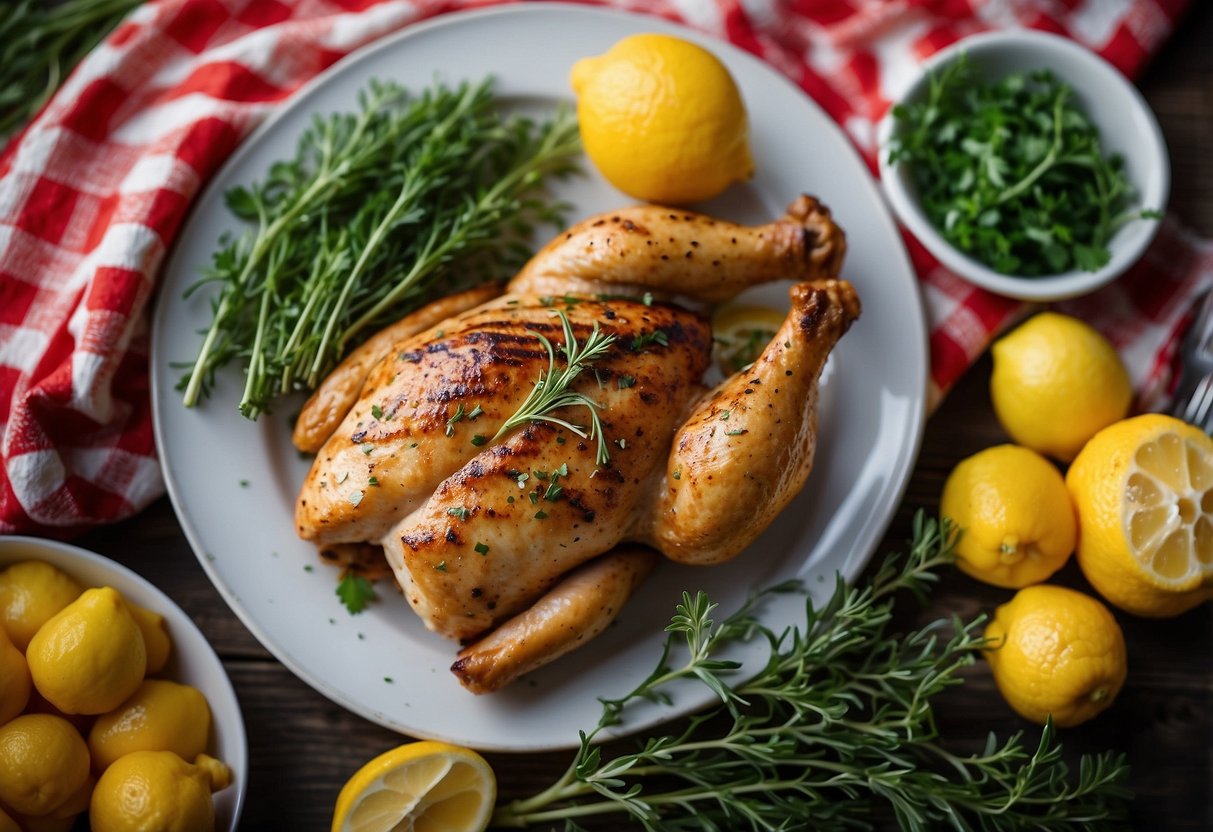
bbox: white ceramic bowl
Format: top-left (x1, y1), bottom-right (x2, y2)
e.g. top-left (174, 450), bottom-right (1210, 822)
top-left (0, 537), bottom-right (246, 829)
top-left (877, 29), bottom-right (1169, 302)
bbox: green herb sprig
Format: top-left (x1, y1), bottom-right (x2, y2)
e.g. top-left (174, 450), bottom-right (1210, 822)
top-left (335, 573), bottom-right (376, 615)
top-left (493, 310), bottom-right (615, 466)
top-left (493, 513), bottom-right (1130, 830)
top-left (178, 77), bottom-right (581, 418)
top-left (888, 55), bottom-right (1158, 277)
top-left (0, 0), bottom-right (142, 138)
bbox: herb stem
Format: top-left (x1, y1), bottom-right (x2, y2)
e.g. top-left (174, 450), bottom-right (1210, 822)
top-left (492, 310), bottom-right (615, 465)
top-left (994, 88), bottom-right (1067, 206)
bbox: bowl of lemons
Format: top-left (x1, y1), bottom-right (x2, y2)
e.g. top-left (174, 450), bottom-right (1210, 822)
top-left (0, 536), bottom-right (246, 831)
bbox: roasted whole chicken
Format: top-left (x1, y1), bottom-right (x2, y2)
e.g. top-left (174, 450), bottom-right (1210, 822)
top-left (293, 195), bottom-right (859, 693)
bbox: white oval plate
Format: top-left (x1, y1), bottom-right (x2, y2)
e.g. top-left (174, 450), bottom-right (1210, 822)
top-left (0, 537), bottom-right (246, 828)
top-left (150, 3), bottom-right (926, 752)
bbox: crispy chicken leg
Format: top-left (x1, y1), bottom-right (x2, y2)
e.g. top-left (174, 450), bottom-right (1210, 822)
top-left (508, 195), bottom-right (845, 301)
top-left (451, 547), bottom-right (658, 694)
top-left (645, 280), bottom-right (861, 564)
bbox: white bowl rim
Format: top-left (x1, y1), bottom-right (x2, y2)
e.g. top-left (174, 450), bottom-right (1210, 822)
top-left (0, 535), bottom-right (248, 830)
top-left (876, 28), bottom-right (1170, 302)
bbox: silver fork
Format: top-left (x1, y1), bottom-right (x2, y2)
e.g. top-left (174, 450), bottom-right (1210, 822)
top-left (1170, 289), bottom-right (1213, 431)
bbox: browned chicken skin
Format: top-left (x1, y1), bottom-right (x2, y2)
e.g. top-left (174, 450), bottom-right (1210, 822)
top-left (294, 195), bottom-right (858, 693)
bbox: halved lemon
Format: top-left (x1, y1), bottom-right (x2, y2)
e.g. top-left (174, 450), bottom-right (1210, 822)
top-left (712, 303), bottom-right (785, 375)
top-left (1067, 413), bottom-right (1213, 617)
top-left (332, 741), bottom-right (496, 832)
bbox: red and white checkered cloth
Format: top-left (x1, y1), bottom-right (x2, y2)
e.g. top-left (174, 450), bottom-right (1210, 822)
top-left (2, 0), bottom-right (1210, 536)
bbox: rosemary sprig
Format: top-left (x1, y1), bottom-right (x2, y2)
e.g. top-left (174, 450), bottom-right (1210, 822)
top-left (178, 77), bottom-right (581, 418)
top-left (0, 0), bottom-right (142, 138)
top-left (493, 310), bottom-right (615, 466)
top-left (493, 513), bottom-right (1131, 830)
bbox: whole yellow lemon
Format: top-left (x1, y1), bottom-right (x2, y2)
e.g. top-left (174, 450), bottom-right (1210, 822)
top-left (571, 33), bottom-right (753, 204)
top-left (0, 560), bottom-right (81, 651)
top-left (27, 586), bottom-right (147, 715)
top-left (91, 751), bottom-right (231, 832)
top-left (990, 312), bottom-right (1132, 462)
top-left (89, 679), bottom-right (212, 771)
top-left (985, 585), bottom-right (1127, 727)
top-left (0, 713), bottom-right (90, 816)
top-left (940, 444), bottom-right (1076, 588)
top-left (0, 626), bottom-right (30, 725)
top-left (127, 602), bottom-right (172, 675)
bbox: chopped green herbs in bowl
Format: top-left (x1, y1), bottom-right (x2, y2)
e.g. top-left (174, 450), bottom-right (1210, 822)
top-left (878, 30), bottom-right (1169, 302)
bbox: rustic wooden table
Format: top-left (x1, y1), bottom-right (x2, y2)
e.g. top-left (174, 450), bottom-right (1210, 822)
top-left (75, 6), bottom-right (1213, 829)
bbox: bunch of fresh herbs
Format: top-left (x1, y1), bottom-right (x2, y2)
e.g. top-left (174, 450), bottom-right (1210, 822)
top-left (0, 0), bottom-right (142, 138)
top-left (179, 77), bottom-right (581, 418)
top-left (493, 513), bottom-right (1130, 830)
top-left (887, 55), bottom-right (1158, 277)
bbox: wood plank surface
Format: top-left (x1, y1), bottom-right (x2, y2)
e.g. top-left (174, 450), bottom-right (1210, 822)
top-left (74, 5), bottom-right (1213, 829)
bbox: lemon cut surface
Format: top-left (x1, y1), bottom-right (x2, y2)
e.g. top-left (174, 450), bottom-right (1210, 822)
top-left (333, 741), bottom-right (496, 832)
top-left (1067, 413), bottom-right (1213, 617)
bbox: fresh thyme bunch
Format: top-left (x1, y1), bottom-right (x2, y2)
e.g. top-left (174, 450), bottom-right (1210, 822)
top-left (0, 0), bottom-right (142, 137)
top-left (493, 513), bottom-right (1130, 830)
top-left (179, 77), bottom-right (581, 418)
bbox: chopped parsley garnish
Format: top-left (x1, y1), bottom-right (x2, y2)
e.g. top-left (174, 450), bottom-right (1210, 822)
top-left (887, 54), bottom-right (1159, 276)
top-left (446, 403), bottom-right (466, 436)
top-left (371, 404), bottom-right (383, 419)
top-left (447, 506), bottom-right (471, 520)
top-left (475, 542), bottom-right (490, 555)
top-left (534, 510), bottom-right (549, 520)
top-left (367, 476), bottom-right (379, 486)
top-left (435, 560), bottom-right (448, 572)
top-left (673, 467), bottom-right (681, 480)
top-left (631, 329), bottom-right (669, 351)
top-left (725, 428), bottom-right (747, 436)
top-left (467, 403), bottom-right (484, 420)
top-left (618, 375), bottom-right (636, 389)
top-left (361, 444), bottom-right (374, 455)
top-left (336, 574), bottom-right (377, 615)
top-left (471, 434), bottom-right (487, 446)
top-left (719, 410), bottom-right (731, 421)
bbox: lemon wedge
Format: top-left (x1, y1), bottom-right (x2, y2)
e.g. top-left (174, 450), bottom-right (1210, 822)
top-left (332, 741), bottom-right (496, 832)
top-left (1067, 413), bottom-right (1213, 616)
top-left (712, 303), bottom-right (785, 375)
